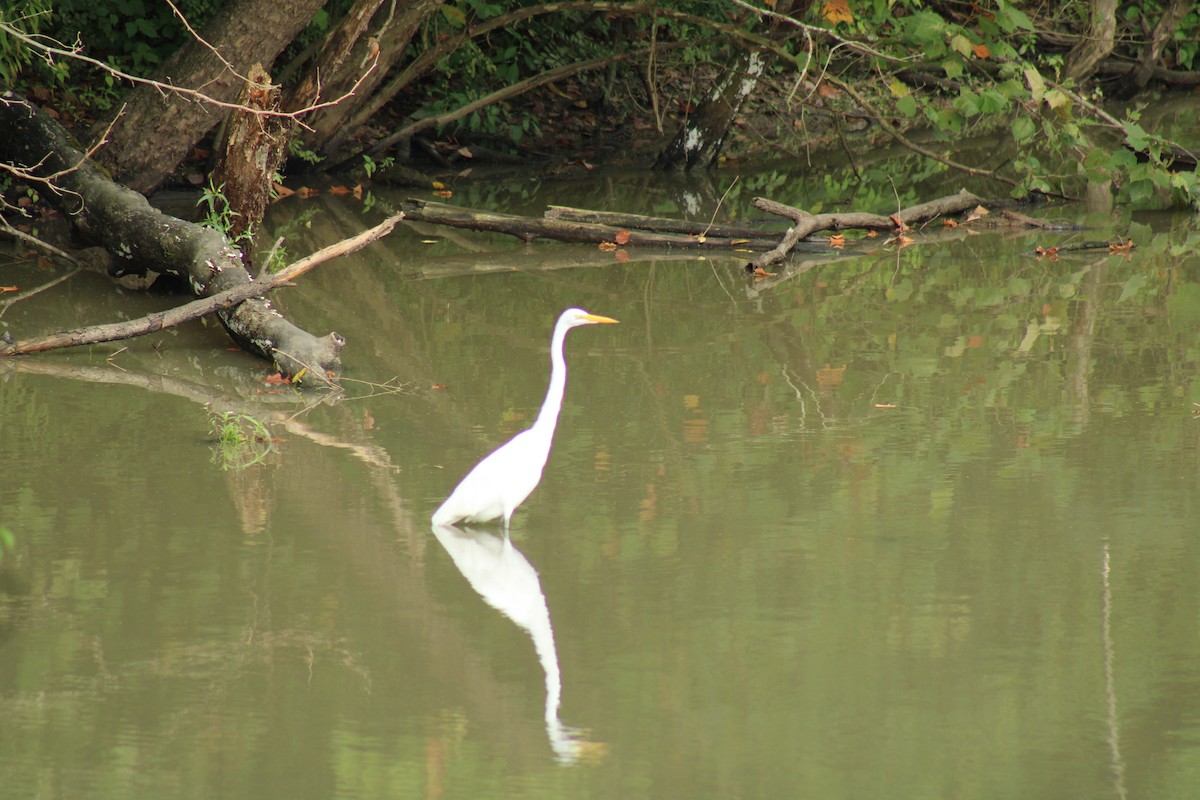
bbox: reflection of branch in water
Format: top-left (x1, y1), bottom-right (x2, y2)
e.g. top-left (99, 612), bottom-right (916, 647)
top-left (431, 523), bottom-right (606, 765)
top-left (1102, 541), bottom-right (1128, 800)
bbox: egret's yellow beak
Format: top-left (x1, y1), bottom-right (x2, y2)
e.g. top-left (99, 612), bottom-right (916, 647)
top-left (583, 314), bottom-right (619, 324)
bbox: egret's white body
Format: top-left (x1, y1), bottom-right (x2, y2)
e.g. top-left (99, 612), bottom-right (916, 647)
top-left (432, 308), bottom-right (618, 531)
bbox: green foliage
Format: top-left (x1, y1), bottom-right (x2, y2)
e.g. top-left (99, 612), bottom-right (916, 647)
top-left (208, 409), bottom-right (275, 470)
top-left (288, 138), bottom-right (323, 166)
top-left (47, 0), bottom-right (221, 75)
top-left (0, 1), bottom-right (51, 86)
top-left (197, 180), bottom-right (252, 244)
top-left (361, 153), bottom-right (393, 178)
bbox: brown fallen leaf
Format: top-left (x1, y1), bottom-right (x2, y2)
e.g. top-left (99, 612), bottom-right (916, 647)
top-left (964, 205), bottom-right (990, 223)
top-left (752, 267), bottom-right (776, 277)
top-left (614, 230), bottom-right (631, 245)
top-left (822, 0), bottom-right (853, 25)
top-left (0, 286), bottom-right (20, 293)
top-left (329, 185), bottom-right (353, 195)
top-left (890, 214), bottom-right (910, 232)
top-left (598, 241), bottom-right (618, 251)
top-left (829, 234), bottom-right (846, 248)
top-left (1109, 238), bottom-right (1134, 252)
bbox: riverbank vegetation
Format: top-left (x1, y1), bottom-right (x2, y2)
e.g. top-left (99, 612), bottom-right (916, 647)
top-left (2, 0), bottom-right (1198, 204)
top-left (1, 0), bottom-right (1198, 380)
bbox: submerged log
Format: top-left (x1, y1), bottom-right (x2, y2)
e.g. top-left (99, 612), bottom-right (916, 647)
top-left (0, 94), bottom-right (343, 382)
top-left (401, 198), bottom-right (810, 251)
top-left (544, 205), bottom-right (775, 239)
top-left (405, 189), bottom-right (1008, 268)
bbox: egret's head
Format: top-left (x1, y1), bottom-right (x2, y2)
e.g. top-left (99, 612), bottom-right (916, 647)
top-left (563, 308), bottom-right (619, 328)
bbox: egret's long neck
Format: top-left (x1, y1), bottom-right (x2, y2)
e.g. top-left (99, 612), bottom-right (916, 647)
top-left (533, 321), bottom-right (570, 436)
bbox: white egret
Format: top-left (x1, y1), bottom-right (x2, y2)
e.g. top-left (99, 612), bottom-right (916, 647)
top-left (432, 308), bottom-right (618, 531)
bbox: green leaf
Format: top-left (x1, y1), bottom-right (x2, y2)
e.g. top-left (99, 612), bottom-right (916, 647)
top-left (1124, 121), bottom-right (1151, 152)
top-left (1118, 273), bottom-right (1148, 303)
top-left (1043, 89), bottom-right (1070, 110)
top-left (950, 34), bottom-right (974, 58)
top-left (1024, 67), bottom-right (1046, 102)
top-left (441, 5), bottom-right (468, 26)
top-left (1011, 115), bottom-right (1036, 144)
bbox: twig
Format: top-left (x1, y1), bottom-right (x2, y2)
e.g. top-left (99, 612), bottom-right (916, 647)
top-left (0, 219), bottom-right (81, 265)
top-left (0, 268), bottom-right (82, 318)
top-left (0, 19), bottom-right (377, 125)
top-left (700, 176), bottom-right (740, 239)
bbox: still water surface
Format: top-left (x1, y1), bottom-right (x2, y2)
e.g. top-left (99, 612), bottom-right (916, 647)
top-left (3, 170), bottom-right (1200, 799)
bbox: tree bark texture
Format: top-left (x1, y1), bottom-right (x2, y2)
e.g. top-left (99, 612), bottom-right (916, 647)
top-left (212, 63), bottom-right (289, 247)
top-left (0, 95), bottom-right (344, 381)
top-left (95, 0), bottom-right (324, 195)
top-left (1064, 0), bottom-right (1118, 82)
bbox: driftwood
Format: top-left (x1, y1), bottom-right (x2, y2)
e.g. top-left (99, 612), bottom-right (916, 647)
top-left (400, 198), bottom-right (805, 251)
top-left (0, 94), bottom-right (342, 380)
top-left (748, 189), bottom-right (986, 271)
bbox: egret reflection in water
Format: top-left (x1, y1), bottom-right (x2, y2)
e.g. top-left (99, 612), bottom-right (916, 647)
top-left (431, 523), bottom-right (602, 764)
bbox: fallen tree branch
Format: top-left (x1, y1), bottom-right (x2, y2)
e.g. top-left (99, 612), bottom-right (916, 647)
top-left (748, 189), bottom-right (986, 271)
top-left (544, 205), bottom-right (775, 239)
top-left (0, 213), bottom-right (404, 366)
top-left (401, 198), bottom-right (814, 251)
top-left (0, 94), bottom-right (350, 380)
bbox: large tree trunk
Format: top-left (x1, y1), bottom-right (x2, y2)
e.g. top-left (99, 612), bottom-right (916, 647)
top-left (654, 48), bottom-right (766, 171)
top-left (1064, 0), bottom-right (1117, 82)
top-left (298, 0), bottom-right (447, 160)
top-left (1, 95), bottom-right (344, 382)
top-left (95, 0), bottom-right (324, 194)
top-left (655, 0), bottom-right (804, 170)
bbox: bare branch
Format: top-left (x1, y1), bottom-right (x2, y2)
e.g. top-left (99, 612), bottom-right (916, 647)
top-left (0, 18), bottom-right (377, 123)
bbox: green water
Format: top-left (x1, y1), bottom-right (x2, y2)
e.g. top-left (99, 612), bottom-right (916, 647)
top-left (3, 172), bottom-right (1200, 799)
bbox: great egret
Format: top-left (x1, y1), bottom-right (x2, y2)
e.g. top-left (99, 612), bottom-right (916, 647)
top-left (432, 308), bottom-right (618, 531)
